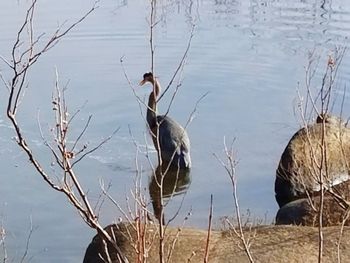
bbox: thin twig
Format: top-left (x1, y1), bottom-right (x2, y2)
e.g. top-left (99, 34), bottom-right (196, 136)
top-left (5, 1), bottom-right (129, 262)
top-left (214, 139), bottom-right (254, 263)
top-left (71, 127), bottom-right (120, 167)
top-left (20, 216), bottom-right (36, 263)
top-left (204, 195), bottom-right (213, 263)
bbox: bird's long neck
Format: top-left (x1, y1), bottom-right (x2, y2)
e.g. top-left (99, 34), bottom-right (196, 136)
top-left (147, 78), bottom-right (161, 128)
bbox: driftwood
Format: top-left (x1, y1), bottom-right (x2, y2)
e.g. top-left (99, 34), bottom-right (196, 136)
top-left (83, 222), bottom-right (350, 262)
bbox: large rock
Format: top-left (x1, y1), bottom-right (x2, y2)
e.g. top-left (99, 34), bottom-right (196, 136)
top-left (83, 222), bottom-right (350, 262)
top-left (275, 116), bottom-right (350, 207)
top-left (276, 196), bottom-right (350, 226)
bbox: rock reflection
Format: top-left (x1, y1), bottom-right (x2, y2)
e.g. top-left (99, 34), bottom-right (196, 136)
top-left (149, 165), bottom-right (191, 224)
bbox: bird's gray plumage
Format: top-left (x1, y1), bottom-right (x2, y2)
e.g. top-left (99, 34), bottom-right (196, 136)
top-left (155, 115), bottom-right (191, 168)
top-left (140, 72), bottom-right (191, 169)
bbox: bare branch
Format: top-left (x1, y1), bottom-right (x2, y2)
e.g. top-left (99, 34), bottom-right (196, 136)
top-left (214, 139), bottom-right (254, 263)
top-left (71, 114), bottom-right (92, 152)
top-left (4, 1), bottom-right (129, 262)
top-left (71, 127), bottom-right (120, 167)
top-left (20, 216), bottom-right (36, 263)
top-left (204, 195), bottom-right (213, 263)
top-left (157, 24), bottom-right (195, 102)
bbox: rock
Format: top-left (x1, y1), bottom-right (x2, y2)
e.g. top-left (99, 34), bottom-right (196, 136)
top-left (83, 222), bottom-right (350, 262)
top-left (316, 113), bottom-right (347, 126)
top-left (275, 116), bottom-right (350, 207)
top-left (276, 196), bottom-right (350, 226)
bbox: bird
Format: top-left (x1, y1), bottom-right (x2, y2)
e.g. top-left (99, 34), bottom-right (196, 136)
top-left (139, 72), bottom-right (191, 169)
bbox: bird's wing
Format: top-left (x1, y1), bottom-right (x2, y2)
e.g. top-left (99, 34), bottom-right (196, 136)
top-left (157, 116), bottom-right (189, 155)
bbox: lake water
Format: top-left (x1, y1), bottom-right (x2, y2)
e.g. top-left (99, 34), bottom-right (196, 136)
top-left (1, 0), bottom-right (350, 262)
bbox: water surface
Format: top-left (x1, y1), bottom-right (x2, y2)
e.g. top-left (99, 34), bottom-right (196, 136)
top-left (1, 0), bottom-right (350, 262)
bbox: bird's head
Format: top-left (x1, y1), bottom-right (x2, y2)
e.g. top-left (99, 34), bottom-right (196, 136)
top-left (139, 72), bottom-right (154, 86)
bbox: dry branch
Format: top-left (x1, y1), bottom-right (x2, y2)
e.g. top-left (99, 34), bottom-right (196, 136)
top-left (214, 138), bottom-right (255, 263)
top-left (3, 1), bottom-right (128, 262)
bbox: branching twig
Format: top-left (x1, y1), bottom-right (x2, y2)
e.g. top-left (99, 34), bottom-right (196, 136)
top-left (20, 216), bottom-right (36, 263)
top-left (296, 47), bottom-right (348, 263)
top-left (157, 24), bottom-right (195, 102)
top-left (214, 138), bottom-right (254, 263)
top-left (4, 1), bottom-right (128, 262)
top-left (204, 195), bottom-right (213, 263)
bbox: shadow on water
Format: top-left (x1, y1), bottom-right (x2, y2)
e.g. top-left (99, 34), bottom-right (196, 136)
top-left (148, 165), bottom-right (191, 224)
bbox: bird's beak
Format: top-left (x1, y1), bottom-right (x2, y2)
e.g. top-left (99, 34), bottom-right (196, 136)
top-left (139, 79), bottom-right (146, 86)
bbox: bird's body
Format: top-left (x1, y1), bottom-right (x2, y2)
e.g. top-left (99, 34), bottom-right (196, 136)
top-left (140, 72), bottom-right (191, 169)
top-left (152, 115), bottom-right (191, 168)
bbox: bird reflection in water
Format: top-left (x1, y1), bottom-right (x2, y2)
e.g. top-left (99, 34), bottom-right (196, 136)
top-left (149, 165), bottom-right (191, 224)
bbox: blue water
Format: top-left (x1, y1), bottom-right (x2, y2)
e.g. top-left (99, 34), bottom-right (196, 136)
top-left (1, 0), bottom-right (350, 261)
